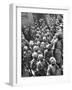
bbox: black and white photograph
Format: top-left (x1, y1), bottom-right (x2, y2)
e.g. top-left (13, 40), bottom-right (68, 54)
top-left (21, 12), bottom-right (63, 77)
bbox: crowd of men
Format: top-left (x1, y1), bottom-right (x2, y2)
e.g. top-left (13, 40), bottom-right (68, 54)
top-left (21, 14), bottom-right (63, 77)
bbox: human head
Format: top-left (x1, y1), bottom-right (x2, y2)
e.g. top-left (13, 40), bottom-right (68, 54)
top-left (23, 46), bottom-right (28, 51)
top-left (32, 52), bottom-right (38, 59)
top-left (49, 57), bottom-right (56, 64)
top-left (33, 45), bottom-right (39, 52)
top-left (38, 54), bottom-right (43, 60)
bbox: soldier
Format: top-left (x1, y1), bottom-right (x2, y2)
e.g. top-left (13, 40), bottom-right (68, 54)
top-left (30, 52), bottom-right (38, 76)
top-left (35, 54), bottom-right (47, 76)
top-left (22, 51), bottom-right (28, 76)
top-left (27, 50), bottom-right (33, 69)
top-left (40, 42), bottom-right (45, 54)
top-left (45, 44), bottom-right (53, 63)
top-left (47, 57), bottom-right (59, 75)
top-left (44, 49), bottom-right (49, 63)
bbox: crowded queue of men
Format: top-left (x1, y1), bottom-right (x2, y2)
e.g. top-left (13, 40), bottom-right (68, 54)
top-left (21, 14), bottom-right (63, 77)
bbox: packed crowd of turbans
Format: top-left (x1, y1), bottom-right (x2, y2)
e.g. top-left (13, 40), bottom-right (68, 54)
top-left (21, 14), bottom-right (63, 77)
